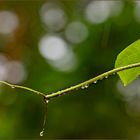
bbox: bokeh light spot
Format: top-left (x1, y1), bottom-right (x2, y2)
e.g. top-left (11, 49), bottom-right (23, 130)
top-left (0, 54), bottom-right (7, 81)
top-left (48, 51), bottom-right (77, 72)
top-left (39, 35), bottom-right (77, 72)
top-left (134, 1), bottom-right (140, 23)
top-left (85, 1), bottom-right (123, 24)
top-left (6, 61), bottom-right (27, 84)
top-left (0, 10), bottom-right (19, 34)
top-left (65, 21), bottom-right (88, 44)
top-left (39, 35), bottom-right (68, 61)
top-left (117, 78), bottom-right (140, 117)
top-left (117, 79), bottom-right (140, 101)
top-left (85, 1), bottom-right (110, 24)
top-left (40, 3), bottom-right (67, 31)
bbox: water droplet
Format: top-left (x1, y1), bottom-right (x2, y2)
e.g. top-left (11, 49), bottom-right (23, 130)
top-left (81, 84), bottom-right (89, 89)
top-left (94, 81), bottom-right (97, 84)
top-left (11, 86), bottom-right (15, 89)
top-left (113, 72), bottom-right (115, 75)
top-left (40, 130), bottom-right (44, 137)
top-left (105, 76), bottom-right (108, 78)
top-left (85, 84), bottom-right (89, 88)
top-left (45, 100), bottom-right (49, 104)
top-left (81, 86), bottom-right (85, 89)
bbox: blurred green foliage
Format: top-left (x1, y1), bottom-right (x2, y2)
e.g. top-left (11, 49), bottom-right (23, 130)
top-left (0, 0), bottom-right (140, 139)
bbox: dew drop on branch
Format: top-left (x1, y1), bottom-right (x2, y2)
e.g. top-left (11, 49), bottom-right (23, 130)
top-left (81, 84), bottom-right (89, 89)
top-left (85, 84), bottom-right (89, 88)
top-left (105, 75), bottom-right (108, 78)
top-left (11, 86), bottom-right (15, 89)
top-left (81, 85), bottom-right (85, 89)
top-left (94, 81), bottom-right (97, 84)
top-left (46, 100), bottom-right (49, 103)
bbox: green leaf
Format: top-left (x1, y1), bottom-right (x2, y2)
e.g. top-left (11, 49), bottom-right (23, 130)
top-left (115, 39), bottom-right (140, 86)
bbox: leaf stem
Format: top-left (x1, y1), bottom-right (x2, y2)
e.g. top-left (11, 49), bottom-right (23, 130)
top-left (1, 62), bottom-right (140, 100)
top-left (45, 62), bottom-right (140, 99)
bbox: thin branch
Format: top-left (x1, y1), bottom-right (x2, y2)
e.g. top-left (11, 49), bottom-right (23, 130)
top-left (0, 62), bottom-right (140, 100)
top-left (0, 80), bottom-right (46, 97)
top-left (45, 62), bottom-right (140, 99)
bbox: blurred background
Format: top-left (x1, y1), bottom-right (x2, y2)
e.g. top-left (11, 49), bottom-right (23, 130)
top-left (0, 0), bottom-right (140, 139)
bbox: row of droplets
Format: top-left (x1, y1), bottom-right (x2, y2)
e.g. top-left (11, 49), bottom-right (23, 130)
top-left (80, 73), bottom-right (116, 90)
top-left (81, 80), bottom-right (97, 90)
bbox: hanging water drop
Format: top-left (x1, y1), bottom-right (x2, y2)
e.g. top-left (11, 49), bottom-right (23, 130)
top-left (40, 98), bottom-right (49, 137)
top-left (40, 130), bottom-right (44, 137)
top-left (81, 84), bottom-right (88, 89)
top-left (85, 84), bottom-right (89, 88)
top-left (46, 100), bottom-right (49, 103)
top-left (105, 75), bottom-right (108, 78)
top-left (81, 86), bottom-right (85, 89)
top-left (11, 86), bottom-right (15, 89)
top-left (94, 81), bottom-right (97, 84)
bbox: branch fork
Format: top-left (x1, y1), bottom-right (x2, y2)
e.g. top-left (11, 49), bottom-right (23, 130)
top-left (1, 62), bottom-right (140, 101)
